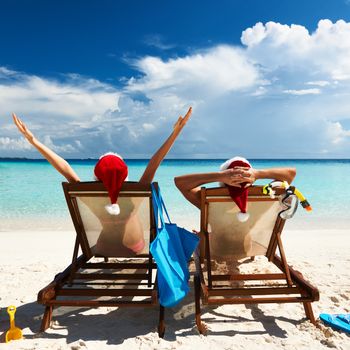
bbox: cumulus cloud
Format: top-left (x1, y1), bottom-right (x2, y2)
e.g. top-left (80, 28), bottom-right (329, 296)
top-left (0, 137), bottom-right (32, 151)
top-left (126, 45), bottom-right (260, 98)
top-left (241, 19), bottom-right (350, 81)
top-left (283, 88), bottom-right (321, 95)
top-left (2, 19), bottom-right (350, 158)
top-left (0, 67), bottom-right (195, 158)
top-left (119, 19), bottom-right (350, 158)
top-left (327, 121), bottom-right (350, 145)
top-left (0, 68), bottom-right (124, 157)
top-left (0, 70), bottom-right (118, 119)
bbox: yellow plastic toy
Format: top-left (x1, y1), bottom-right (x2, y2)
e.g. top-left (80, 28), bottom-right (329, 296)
top-left (5, 306), bottom-right (23, 343)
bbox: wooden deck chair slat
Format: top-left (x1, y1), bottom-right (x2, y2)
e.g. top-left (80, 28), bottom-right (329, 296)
top-left (207, 286), bottom-right (302, 296)
top-left (46, 300), bottom-right (156, 307)
top-left (210, 273), bottom-right (287, 281)
top-left (73, 273), bottom-right (150, 280)
top-left (57, 288), bottom-right (154, 297)
top-left (72, 282), bottom-right (155, 286)
top-left (80, 262), bottom-right (157, 269)
top-left (206, 296), bottom-right (314, 305)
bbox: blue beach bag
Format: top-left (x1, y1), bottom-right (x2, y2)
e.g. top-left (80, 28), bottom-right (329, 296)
top-left (150, 184), bottom-right (199, 307)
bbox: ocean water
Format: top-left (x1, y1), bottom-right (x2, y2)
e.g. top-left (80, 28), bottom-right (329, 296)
top-left (1, 159), bottom-right (349, 230)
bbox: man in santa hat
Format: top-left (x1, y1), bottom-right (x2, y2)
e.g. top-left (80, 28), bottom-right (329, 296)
top-left (174, 157), bottom-right (296, 221)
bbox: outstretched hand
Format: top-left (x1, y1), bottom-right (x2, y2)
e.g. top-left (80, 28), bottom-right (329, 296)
top-left (173, 107), bottom-right (192, 135)
top-left (12, 113), bottom-right (35, 143)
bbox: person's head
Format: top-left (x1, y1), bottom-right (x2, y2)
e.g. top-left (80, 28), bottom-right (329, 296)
top-left (220, 156), bottom-right (251, 222)
top-left (94, 153), bottom-right (128, 215)
top-left (220, 156), bottom-right (251, 173)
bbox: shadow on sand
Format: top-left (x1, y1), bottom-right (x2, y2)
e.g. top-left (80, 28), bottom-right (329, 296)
top-left (0, 279), bottom-right (306, 346)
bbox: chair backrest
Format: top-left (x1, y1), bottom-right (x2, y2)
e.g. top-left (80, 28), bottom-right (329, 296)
top-left (200, 186), bottom-right (286, 260)
top-left (63, 181), bottom-right (156, 260)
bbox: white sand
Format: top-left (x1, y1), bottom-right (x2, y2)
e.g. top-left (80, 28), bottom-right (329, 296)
top-left (0, 228), bottom-right (349, 349)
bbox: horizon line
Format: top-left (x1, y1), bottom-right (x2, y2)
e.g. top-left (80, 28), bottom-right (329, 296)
top-left (1, 157), bottom-right (350, 161)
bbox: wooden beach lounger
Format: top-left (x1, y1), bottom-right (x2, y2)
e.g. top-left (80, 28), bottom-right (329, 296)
top-left (194, 186), bottom-right (319, 334)
top-left (37, 181), bottom-right (165, 337)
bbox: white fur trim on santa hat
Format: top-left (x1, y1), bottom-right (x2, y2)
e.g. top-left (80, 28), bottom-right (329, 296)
top-left (220, 156), bottom-right (251, 171)
top-left (237, 212), bottom-right (250, 222)
top-left (99, 152), bottom-right (124, 160)
top-left (105, 203), bottom-right (120, 215)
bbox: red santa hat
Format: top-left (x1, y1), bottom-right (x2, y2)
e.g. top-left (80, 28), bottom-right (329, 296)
top-left (94, 153), bottom-right (128, 215)
top-left (220, 156), bottom-right (251, 222)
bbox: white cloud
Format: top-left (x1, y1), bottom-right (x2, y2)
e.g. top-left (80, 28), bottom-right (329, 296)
top-left (251, 86), bottom-right (267, 96)
top-left (0, 137), bottom-right (32, 150)
top-left (0, 69), bottom-right (118, 119)
top-left (0, 67), bottom-right (195, 158)
top-left (0, 69), bottom-right (124, 157)
top-left (242, 19), bottom-right (350, 81)
top-left (306, 81), bottom-right (330, 87)
top-left (127, 45), bottom-right (260, 98)
top-left (2, 19), bottom-right (350, 158)
top-left (283, 88), bottom-right (321, 95)
top-left (142, 123), bottom-right (156, 131)
top-left (327, 121), bottom-right (350, 144)
top-left (42, 135), bottom-right (77, 153)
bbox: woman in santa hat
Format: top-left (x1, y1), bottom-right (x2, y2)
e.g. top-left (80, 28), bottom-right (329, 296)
top-left (13, 107), bottom-right (192, 254)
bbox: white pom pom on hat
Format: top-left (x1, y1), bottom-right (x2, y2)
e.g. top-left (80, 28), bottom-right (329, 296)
top-left (237, 212), bottom-right (250, 222)
top-left (220, 156), bottom-right (251, 222)
top-left (105, 203), bottom-right (120, 216)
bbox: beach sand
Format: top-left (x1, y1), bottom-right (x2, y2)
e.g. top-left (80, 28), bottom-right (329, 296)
top-left (0, 228), bottom-right (349, 349)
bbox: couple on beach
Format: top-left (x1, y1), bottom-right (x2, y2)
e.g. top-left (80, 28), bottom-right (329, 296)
top-left (13, 107), bottom-right (295, 253)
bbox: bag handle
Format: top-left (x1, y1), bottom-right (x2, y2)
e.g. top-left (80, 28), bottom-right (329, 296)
top-left (157, 186), bottom-right (172, 224)
top-left (151, 183), bottom-right (172, 227)
top-left (151, 183), bottom-right (164, 229)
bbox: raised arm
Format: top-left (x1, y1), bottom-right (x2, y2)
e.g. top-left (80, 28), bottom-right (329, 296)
top-left (175, 167), bottom-right (296, 209)
top-left (12, 113), bottom-right (80, 183)
top-left (138, 107), bottom-right (192, 184)
top-left (249, 167), bottom-right (296, 184)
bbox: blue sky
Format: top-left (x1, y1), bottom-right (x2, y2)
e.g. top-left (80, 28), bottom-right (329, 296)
top-left (1, 0), bottom-right (350, 158)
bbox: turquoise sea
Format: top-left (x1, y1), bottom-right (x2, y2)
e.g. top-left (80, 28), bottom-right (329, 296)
top-left (1, 159), bottom-right (349, 230)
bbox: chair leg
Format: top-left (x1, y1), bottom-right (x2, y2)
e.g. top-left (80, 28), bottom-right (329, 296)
top-left (194, 275), bottom-right (205, 334)
top-left (40, 306), bottom-right (53, 332)
top-left (303, 302), bottom-right (316, 325)
top-left (158, 305), bottom-right (165, 338)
